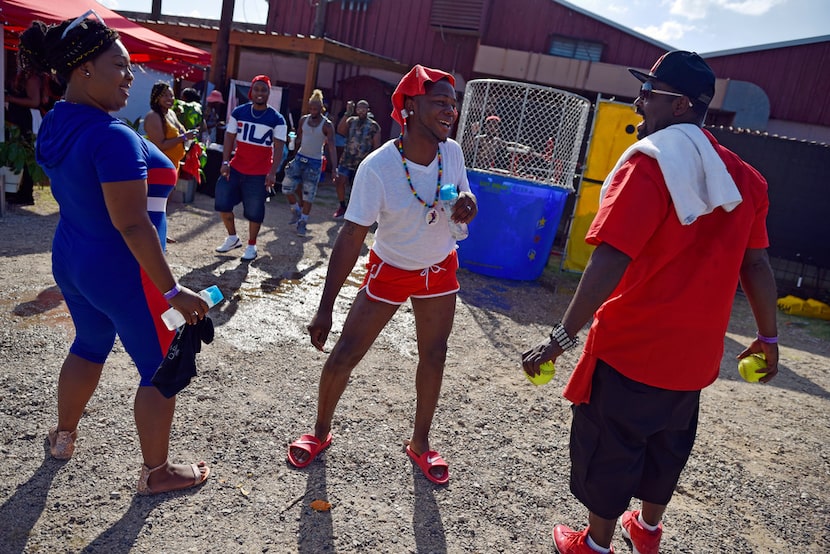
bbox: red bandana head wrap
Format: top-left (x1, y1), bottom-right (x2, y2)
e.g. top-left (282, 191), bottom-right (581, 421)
top-left (249, 75), bottom-right (272, 100)
top-left (390, 65), bottom-right (455, 128)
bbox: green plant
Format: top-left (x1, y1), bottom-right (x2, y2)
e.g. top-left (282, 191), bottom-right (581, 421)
top-left (173, 99), bottom-right (203, 130)
top-left (0, 123), bottom-right (48, 184)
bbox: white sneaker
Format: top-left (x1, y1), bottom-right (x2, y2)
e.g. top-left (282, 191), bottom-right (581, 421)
top-left (216, 235), bottom-right (242, 252)
top-left (241, 244), bottom-right (257, 260)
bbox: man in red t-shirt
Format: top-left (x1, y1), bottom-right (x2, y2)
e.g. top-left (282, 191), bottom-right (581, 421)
top-left (214, 75), bottom-right (287, 261)
top-left (522, 51), bottom-right (779, 554)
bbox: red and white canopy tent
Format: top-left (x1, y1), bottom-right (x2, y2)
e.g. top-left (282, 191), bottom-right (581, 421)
top-left (2, 0), bottom-right (211, 80)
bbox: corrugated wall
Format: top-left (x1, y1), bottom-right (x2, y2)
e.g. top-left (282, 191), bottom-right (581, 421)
top-left (706, 42), bottom-right (830, 127)
top-left (266, 1), bottom-right (480, 74)
top-left (260, 0), bottom-right (827, 131)
top-left (264, 0), bottom-right (667, 79)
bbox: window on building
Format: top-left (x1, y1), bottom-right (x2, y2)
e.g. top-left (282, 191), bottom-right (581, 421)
top-left (549, 36), bottom-right (603, 62)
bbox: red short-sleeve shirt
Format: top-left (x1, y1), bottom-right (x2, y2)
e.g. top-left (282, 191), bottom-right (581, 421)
top-left (564, 130), bottom-right (769, 403)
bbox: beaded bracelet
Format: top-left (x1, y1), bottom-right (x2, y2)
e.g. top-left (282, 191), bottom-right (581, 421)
top-left (756, 331), bottom-right (778, 344)
top-left (163, 283), bottom-right (182, 301)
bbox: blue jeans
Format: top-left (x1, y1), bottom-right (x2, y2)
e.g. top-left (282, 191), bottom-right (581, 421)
top-left (214, 167), bottom-right (267, 223)
top-left (336, 165), bottom-right (356, 179)
top-left (281, 155), bottom-right (322, 202)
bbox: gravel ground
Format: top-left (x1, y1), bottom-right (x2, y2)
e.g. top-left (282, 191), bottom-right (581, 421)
top-left (0, 185), bottom-right (828, 553)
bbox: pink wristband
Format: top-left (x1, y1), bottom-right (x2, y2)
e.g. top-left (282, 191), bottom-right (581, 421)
top-left (756, 332), bottom-right (778, 344)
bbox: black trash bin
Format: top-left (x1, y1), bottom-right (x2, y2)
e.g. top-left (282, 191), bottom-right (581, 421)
top-left (201, 145), bottom-right (223, 197)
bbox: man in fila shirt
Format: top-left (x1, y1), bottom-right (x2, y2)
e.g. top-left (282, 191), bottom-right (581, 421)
top-left (214, 75), bottom-right (287, 261)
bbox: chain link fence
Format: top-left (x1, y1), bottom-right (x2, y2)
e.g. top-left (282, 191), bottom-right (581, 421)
top-left (457, 79), bottom-right (591, 190)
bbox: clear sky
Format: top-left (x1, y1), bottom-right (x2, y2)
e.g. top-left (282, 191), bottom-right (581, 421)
top-left (100, 0), bottom-right (829, 54)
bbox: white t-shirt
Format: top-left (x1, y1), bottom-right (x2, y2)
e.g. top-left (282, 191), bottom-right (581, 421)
top-left (346, 138), bottom-right (471, 270)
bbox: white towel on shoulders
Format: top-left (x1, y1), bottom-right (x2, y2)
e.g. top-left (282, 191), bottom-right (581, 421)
top-left (599, 124), bottom-right (742, 225)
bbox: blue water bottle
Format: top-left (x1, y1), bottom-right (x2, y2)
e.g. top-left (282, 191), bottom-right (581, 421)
top-left (161, 285), bottom-right (224, 330)
top-left (439, 184), bottom-right (469, 240)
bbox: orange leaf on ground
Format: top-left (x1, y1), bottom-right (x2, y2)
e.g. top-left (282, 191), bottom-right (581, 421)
top-left (310, 499), bottom-right (332, 511)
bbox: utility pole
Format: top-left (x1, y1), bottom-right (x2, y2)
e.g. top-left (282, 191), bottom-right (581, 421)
top-left (213, 0), bottom-right (235, 93)
top-left (150, 0), bottom-right (162, 20)
top-left (312, 1), bottom-right (327, 37)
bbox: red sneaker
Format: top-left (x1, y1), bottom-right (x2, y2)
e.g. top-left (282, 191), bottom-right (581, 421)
top-left (552, 524), bottom-right (615, 553)
top-left (619, 510), bottom-right (662, 554)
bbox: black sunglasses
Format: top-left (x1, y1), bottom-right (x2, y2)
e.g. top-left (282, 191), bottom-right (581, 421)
top-left (637, 81), bottom-right (694, 108)
top-left (638, 81), bottom-right (686, 100)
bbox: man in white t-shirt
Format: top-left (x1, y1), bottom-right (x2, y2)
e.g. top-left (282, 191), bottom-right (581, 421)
top-left (287, 65), bottom-right (477, 486)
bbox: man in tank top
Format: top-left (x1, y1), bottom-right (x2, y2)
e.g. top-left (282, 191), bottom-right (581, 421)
top-left (282, 89), bottom-right (338, 237)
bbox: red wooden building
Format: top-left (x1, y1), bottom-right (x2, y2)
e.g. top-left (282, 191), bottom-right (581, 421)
top-left (115, 1), bottom-right (830, 294)
top-left (124, 0), bottom-right (829, 144)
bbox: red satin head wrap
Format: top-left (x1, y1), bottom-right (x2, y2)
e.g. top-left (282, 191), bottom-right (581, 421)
top-left (390, 65), bottom-right (455, 128)
top-left (249, 75), bottom-right (272, 99)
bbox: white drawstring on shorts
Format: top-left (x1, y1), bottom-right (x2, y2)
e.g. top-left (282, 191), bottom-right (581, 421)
top-left (420, 264), bottom-right (446, 290)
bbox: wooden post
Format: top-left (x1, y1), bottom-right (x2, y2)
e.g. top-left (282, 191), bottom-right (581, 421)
top-left (212, 0), bottom-right (235, 92)
top-left (302, 52), bottom-right (320, 116)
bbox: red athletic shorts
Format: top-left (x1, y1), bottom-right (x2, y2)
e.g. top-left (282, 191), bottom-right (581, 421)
top-left (360, 249), bottom-right (459, 305)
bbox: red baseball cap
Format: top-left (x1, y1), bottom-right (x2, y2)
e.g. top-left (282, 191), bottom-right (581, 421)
top-left (249, 75), bottom-right (272, 99)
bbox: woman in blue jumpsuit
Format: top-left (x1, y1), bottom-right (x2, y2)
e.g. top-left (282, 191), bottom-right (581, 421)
top-left (20, 14), bottom-right (211, 495)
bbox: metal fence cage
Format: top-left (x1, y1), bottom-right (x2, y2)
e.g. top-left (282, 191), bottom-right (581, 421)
top-left (457, 79), bottom-right (591, 190)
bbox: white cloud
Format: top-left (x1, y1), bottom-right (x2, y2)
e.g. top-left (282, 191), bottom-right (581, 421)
top-left (635, 20), bottom-right (697, 42)
top-left (669, 0), bottom-right (787, 20)
top-left (670, 0), bottom-right (712, 20)
top-left (719, 0), bottom-right (787, 16)
top-left (605, 3), bottom-right (631, 16)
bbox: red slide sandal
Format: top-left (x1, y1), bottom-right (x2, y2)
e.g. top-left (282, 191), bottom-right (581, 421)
top-left (287, 433), bottom-right (332, 468)
top-left (406, 445), bottom-right (450, 485)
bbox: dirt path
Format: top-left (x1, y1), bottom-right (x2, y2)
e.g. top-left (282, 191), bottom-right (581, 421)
top-left (1, 186), bottom-right (828, 553)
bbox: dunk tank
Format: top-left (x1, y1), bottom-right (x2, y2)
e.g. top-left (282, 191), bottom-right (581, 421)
top-left (456, 79), bottom-right (590, 280)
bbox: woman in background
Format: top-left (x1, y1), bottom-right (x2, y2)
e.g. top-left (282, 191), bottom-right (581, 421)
top-left (144, 82), bottom-right (197, 243)
top-left (20, 12), bottom-right (210, 495)
top-left (144, 81), bottom-right (198, 170)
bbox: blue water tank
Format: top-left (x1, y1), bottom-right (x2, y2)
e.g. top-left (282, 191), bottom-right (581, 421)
top-left (458, 169), bottom-right (570, 280)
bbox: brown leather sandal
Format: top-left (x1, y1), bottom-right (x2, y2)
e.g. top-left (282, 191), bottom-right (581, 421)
top-left (136, 460), bottom-right (210, 496)
top-left (48, 427), bottom-right (78, 460)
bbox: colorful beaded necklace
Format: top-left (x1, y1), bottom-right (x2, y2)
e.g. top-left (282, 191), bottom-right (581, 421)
top-left (395, 134), bottom-right (441, 209)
